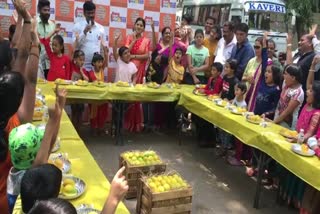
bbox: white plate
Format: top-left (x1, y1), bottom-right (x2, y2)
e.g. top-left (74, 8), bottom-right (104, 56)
top-left (291, 144), bottom-right (315, 157)
top-left (49, 153), bottom-right (71, 174)
top-left (76, 204), bottom-right (101, 214)
top-left (59, 175), bottom-right (86, 200)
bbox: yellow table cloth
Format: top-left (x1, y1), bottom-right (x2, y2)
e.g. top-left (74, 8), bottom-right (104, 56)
top-left (178, 88), bottom-right (320, 191)
top-left (41, 82), bottom-right (181, 102)
top-left (34, 84), bottom-right (130, 213)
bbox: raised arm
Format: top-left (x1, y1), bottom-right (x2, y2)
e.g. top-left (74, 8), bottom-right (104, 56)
top-left (17, 17), bottom-right (40, 123)
top-left (113, 34), bottom-right (120, 62)
top-left (11, 13), bottom-right (23, 49)
top-left (126, 33), bottom-right (137, 52)
top-left (151, 20), bottom-right (157, 50)
top-left (12, 0), bottom-right (32, 74)
top-left (286, 32), bottom-right (293, 64)
top-left (261, 32), bottom-right (268, 72)
top-left (307, 55), bottom-right (320, 90)
top-left (102, 166), bottom-right (128, 214)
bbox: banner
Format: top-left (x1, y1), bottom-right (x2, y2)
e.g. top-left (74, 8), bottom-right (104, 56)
top-left (1, 0), bottom-right (176, 79)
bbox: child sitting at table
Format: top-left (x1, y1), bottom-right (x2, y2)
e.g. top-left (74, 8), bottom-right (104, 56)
top-left (19, 164), bottom-right (62, 213)
top-left (274, 64), bottom-right (304, 130)
top-left (193, 62), bottom-right (223, 147)
top-left (39, 29), bottom-right (71, 81)
top-left (221, 59), bottom-right (239, 101)
top-left (7, 87), bottom-right (66, 212)
top-left (165, 48), bottom-right (185, 84)
top-left (200, 62), bottom-right (223, 95)
top-left (113, 34), bottom-right (137, 83)
top-left (70, 50), bottom-right (89, 133)
top-left (88, 53), bottom-right (109, 136)
top-left (17, 164), bottom-right (128, 214)
top-left (226, 82), bottom-right (250, 165)
top-left (231, 82), bottom-right (247, 108)
top-left (216, 59), bottom-right (239, 156)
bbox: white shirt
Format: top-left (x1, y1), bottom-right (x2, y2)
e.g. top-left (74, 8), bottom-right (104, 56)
top-left (232, 98), bottom-right (247, 109)
top-left (7, 168), bottom-right (26, 196)
top-left (73, 19), bottom-right (107, 71)
top-left (214, 35), bottom-right (237, 65)
top-left (115, 58), bottom-right (137, 83)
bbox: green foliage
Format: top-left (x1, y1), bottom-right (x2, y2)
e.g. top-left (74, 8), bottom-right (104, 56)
top-left (286, 0), bottom-right (313, 27)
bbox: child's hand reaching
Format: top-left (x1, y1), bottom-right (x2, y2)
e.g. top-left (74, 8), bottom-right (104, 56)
top-left (110, 166), bottom-right (128, 201)
top-left (102, 166), bottom-right (128, 214)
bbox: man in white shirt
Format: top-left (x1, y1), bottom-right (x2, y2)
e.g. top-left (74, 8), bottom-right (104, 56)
top-left (72, 1), bottom-right (108, 71)
top-left (214, 21), bottom-right (237, 65)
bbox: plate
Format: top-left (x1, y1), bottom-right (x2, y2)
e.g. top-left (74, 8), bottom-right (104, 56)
top-left (193, 89), bottom-right (206, 96)
top-left (291, 144), bottom-right (315, 157)
top-left (195, 84), bottom-right (206, 89)
top-left (93, 81), bottom-right (107, 87)
top-left (246, 118), bottom-right (262, 125)
top-left (216, 101), bottom-right (228, 107)
top-left (76, 204), bottom-right (101, 214)
top-left (116, 81), bottom-right (130, 87)
top-left (75, 80), bottom-right (89, 86)
top-left (207, 95), bottom-right (220, 101)
top-left (59, 175), bottom-right (86, 200)
top-left (37, 78), bottom-right (47, 84)
top-left (49, 153), bottom-right (71, 174)
top-left (279, 129), bottom-right (298, 139)
top-left (55, 79), bottom-right (72, 85)
top-left (231, 109), bottom-right (244, 115)
top-left (147, 82), bottom-right (161, 89)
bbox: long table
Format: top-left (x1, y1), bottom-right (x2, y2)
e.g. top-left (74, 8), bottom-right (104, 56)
top-left (39, 82), bottom-right (320, 209)
top-left (38, 84), bottom-right (130, 213)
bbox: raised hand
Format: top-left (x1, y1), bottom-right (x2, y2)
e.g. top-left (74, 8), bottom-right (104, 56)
top-left (309, 24), bottom-right (318, 37)
top-left (114, 33), bottom-right (121, 42)
top-left (12, 0), bottom-right (31, 21)
top-left (54, 23), bottom-right (61, 34)
top-left (109, 166), bottom-right (129, 202)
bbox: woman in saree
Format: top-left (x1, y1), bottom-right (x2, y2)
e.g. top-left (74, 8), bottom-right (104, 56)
top-left (124, 17), bottom-right (150, 132)
top-left (242, 35), bottom-right (268, 112)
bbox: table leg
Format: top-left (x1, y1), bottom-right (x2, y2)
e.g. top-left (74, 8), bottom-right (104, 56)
top-left (253, 151), bottom-right (267, 209)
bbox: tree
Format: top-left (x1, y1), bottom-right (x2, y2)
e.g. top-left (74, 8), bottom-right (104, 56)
top-left (285, 0), bottom-right (314, 40)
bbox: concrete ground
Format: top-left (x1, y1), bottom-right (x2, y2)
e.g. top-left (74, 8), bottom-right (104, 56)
top-left (80, 127), bottom-right (297, 214)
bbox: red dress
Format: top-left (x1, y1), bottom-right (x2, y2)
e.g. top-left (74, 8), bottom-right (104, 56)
top-left (88, 70), bottom-right (108, 129)
top-left (204, 76), bottom-right (223, 95)
top-left (40, 38), bottom-right (71, 81)
top-left (124, 35), bottom-right (150, 132)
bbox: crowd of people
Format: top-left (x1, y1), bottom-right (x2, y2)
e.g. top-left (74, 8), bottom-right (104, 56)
top-left (1, 0), bottom-right (320, 213)
top-left (0, 1), bottom-right (128, 214)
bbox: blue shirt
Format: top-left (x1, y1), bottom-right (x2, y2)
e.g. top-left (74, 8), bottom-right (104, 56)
top-left (254, 79), bottom-right (281, 118)
top-left (230, 39), bottom-right (255, 80)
